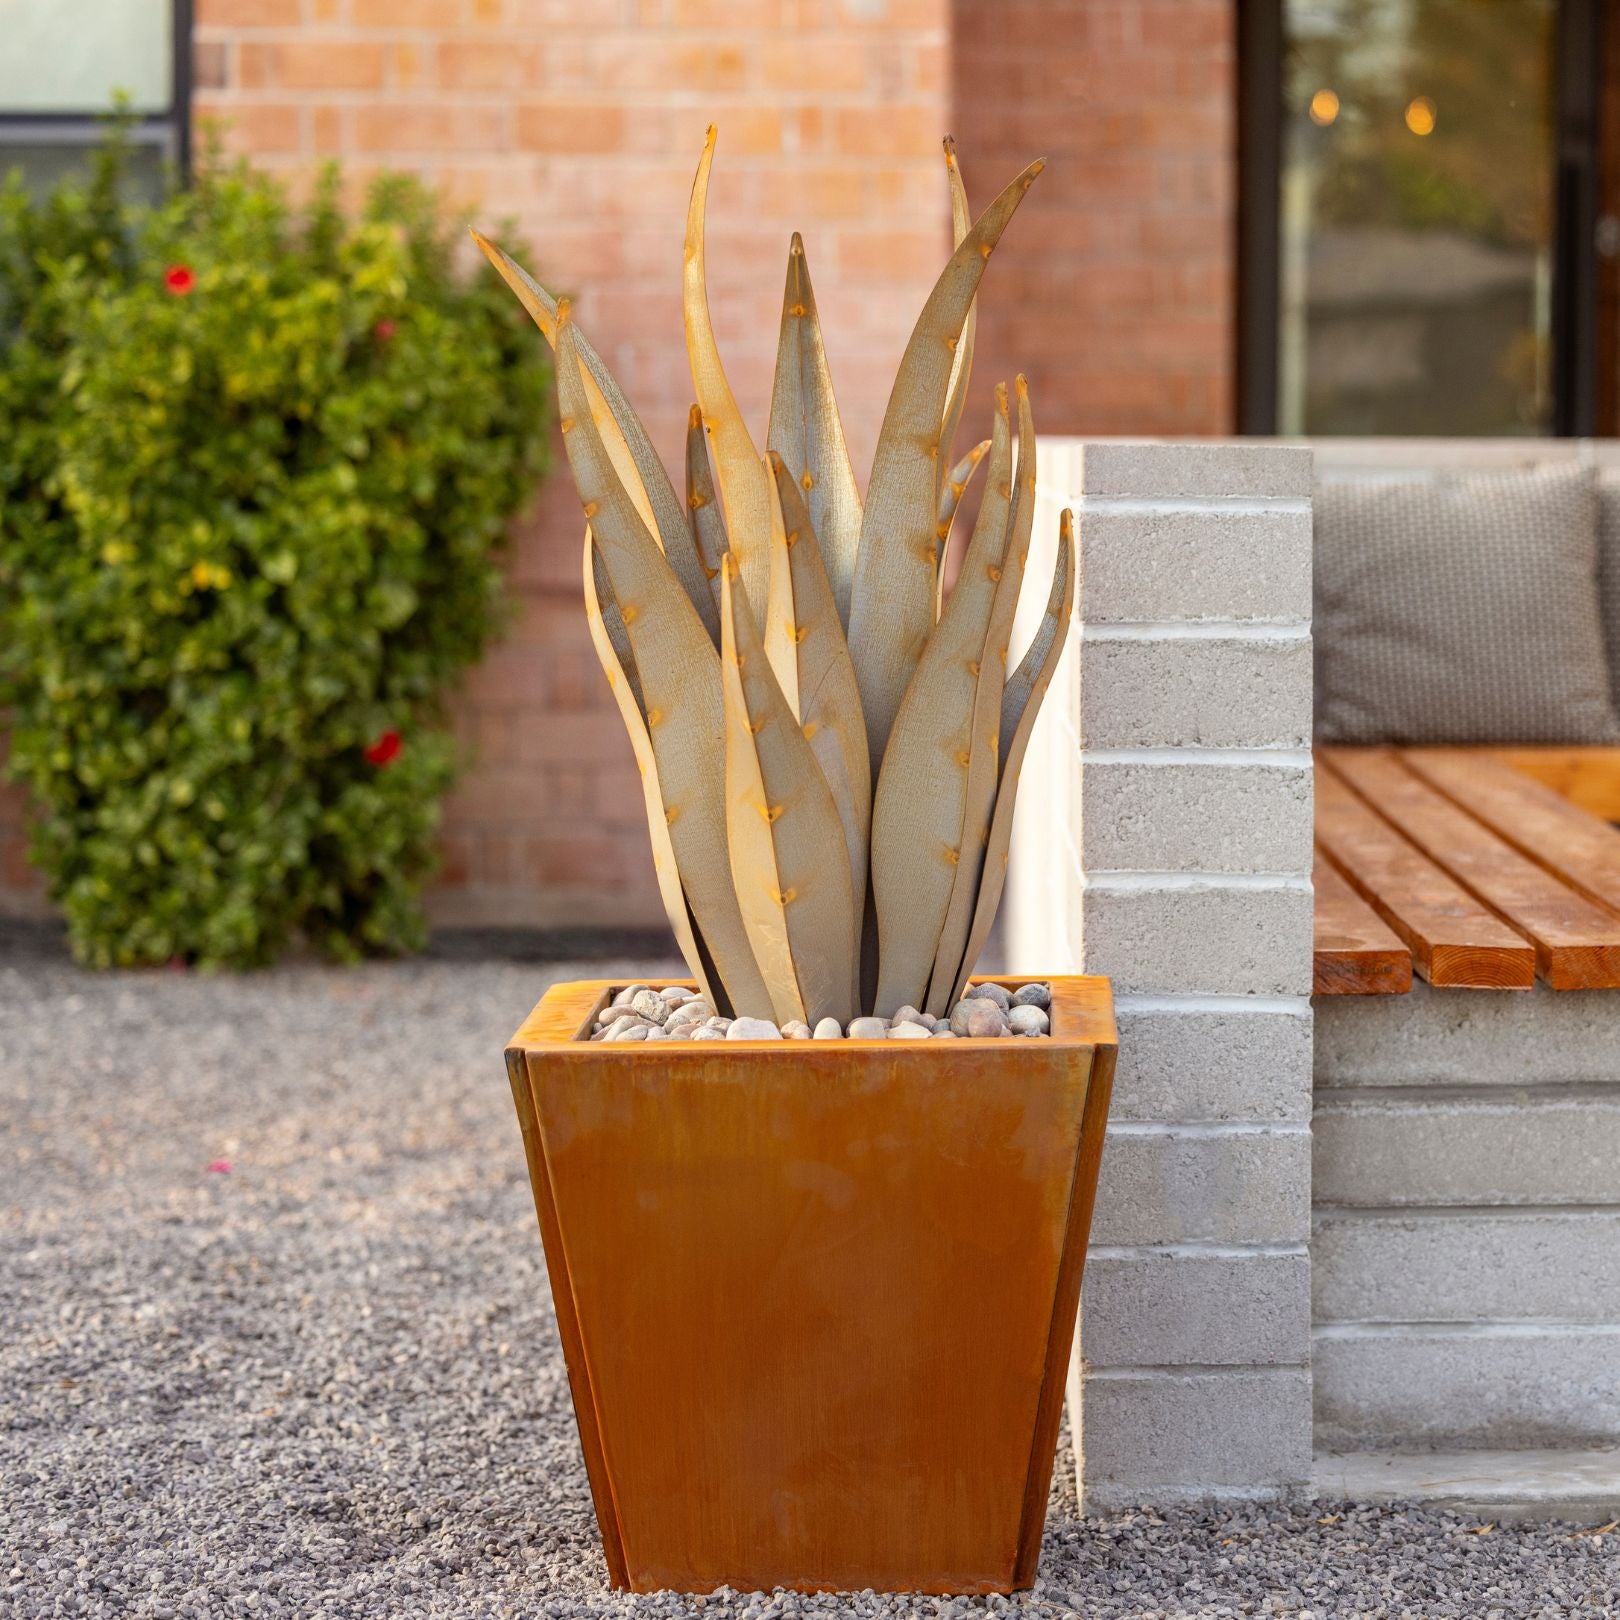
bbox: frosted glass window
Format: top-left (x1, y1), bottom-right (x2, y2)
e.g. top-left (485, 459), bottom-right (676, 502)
top-left (0, 0), bottom-right (173, 114)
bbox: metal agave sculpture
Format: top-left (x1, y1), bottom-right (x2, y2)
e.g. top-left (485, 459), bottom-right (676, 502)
top-left (474, 129), bottom-right (1074, 1026)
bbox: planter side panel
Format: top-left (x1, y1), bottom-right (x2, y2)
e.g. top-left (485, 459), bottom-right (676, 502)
top-left (528, 1040), bottom-right (1095, 1595)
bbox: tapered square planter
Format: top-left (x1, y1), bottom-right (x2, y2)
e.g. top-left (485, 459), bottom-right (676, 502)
top-left (503, 975), bottom-right (1117, 1596)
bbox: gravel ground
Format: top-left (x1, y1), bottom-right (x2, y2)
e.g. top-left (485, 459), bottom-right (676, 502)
top-left (3, 937), bottom-right (1618, 1619)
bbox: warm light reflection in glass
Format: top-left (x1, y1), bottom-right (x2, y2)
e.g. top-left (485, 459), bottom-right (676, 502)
top-left (1405, 95), bottom-right (1437, 135)
top-left (1308, 87), bottom-right (1341, 125)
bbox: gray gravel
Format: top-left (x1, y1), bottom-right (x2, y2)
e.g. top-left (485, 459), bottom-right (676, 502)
top-left (4, 940), bottom-right (1618, 1618)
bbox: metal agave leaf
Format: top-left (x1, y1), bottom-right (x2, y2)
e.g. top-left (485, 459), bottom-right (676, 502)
top-left (481, 133), bottom-right (1073, 1023)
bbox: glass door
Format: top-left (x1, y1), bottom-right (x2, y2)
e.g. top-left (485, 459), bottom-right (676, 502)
top-left (1240, 0), bottom-right (1602, 436)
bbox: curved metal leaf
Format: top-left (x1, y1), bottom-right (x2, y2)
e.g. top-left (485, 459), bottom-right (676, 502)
top-left (582, 527), bottom-right (711, 1001)
top-left (868, 393), bottom-right (1014, 1015)
top-left (763, 458), bottom-right (800, 718)
top-left (924, 376), bottom-right (1038, 1015)
top-left (722, 560), bottom-right (858, 1028)
top-left (937, 137), bottom-right (975, 503)
top-left (767, 450), bottom-right (871, 982)
top-left (948, 510), bottom-right (1076, 1005)
top-left (683, 127), bottom-right (772, 622)
top-left (846, 157), bottom-right (1043, 779)
top-left (556, 321), bottom-right (771, 1016)
top-left (684, 402), bottom-right (727, 614)
top-left (934, 436), bottom-right (992, 620)
top-left (472, 230), bottom-right (719, 643)
top-left (591, 541), bottom-right (646, 719)
top-left (767, 232), bottom-right (864, 631)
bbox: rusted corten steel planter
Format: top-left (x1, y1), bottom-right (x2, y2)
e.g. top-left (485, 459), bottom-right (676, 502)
top-left (504, 974), bottom-right (1117, 1596)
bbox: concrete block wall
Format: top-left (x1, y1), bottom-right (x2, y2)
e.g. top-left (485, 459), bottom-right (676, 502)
top-left (1005, 438), bottom-right (1316, 1509)
top-left (1314, 982), bottom-right (1620, 1453)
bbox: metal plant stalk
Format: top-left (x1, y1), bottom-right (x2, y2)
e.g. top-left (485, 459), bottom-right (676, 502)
top-left (475, 130), bottom-right (1075, 1023)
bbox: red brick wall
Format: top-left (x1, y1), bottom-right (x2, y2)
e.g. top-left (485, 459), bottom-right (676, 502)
top-left (0, 0), bottom-right (1237, 933)
top-left (950, 0), bottom-right (1235, 439)
top-left (191, 0), bottom-right (953, 930)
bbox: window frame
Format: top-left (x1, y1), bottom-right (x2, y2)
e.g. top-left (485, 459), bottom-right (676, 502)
top-left (0, 0), bottom-right (193, 183)
top-left (1237, 0), bottom-right (1605, 437)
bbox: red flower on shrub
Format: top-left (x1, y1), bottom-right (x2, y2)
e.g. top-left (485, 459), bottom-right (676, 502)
top-left (164, 264), bottom-right (195, 296)
top-left (373, 318), bottom-right (397, 344)
top-left (364, 730), bottom-right (403, 767)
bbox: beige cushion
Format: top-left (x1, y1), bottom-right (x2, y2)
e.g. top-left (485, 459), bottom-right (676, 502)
top-left (1315, 463), bottom-right (1620, 745)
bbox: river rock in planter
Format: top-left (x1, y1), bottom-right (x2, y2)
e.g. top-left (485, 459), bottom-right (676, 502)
top-left (1011, 982), bottom-right (1051, 1009)
top-left (964, 982), bottom-right (1011, 1012)
top-left (957, 999), bottom-right (1011, 1038)
top-left (690, 1026), bottom-right (725, 1041)
top-left (889, 1020), bottom-right (932, 1039)
top-left (631, 989), bottom-right (669, 1024)
top-left (726, 1017), bottom-right (782, 1041)
top-left (781, 1020), bottom-right (812, 1040)
top-left (812, 1017), bottom-right (844, 1040)
top-left (891, 1006), bottom-right (924, 1028)
top-left (613, 983), bottom-right (649, 1008)
top-left (1008, 1004), bottom-right (1050, 1036)
top-left (847, 1017), bottom-right (889, 1039)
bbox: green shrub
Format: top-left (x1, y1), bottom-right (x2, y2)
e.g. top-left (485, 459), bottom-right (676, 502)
top-left (0, 130), bottom-right (551, 967)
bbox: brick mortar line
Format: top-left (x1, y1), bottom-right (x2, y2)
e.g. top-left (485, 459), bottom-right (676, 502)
top-left (1314, 1322), bottom-right (1620, 1339)
top-left (1084, 872), bottom-right (1312, 892)
top-left (1072, 495), bottom-right (1312, 515)
top-left (1316, 1081), bottom-right (1620, 1103)
top-left (1114, 992), bottom-right (1312, 1014)
top-left (1314, 1090), bottom-right (1620, 1112)
top-left (1079, 747), bottom-right (1312, 766)
top-left (1314, 1203), bottom-right (1620, 1219)
top-left (1083, 1365), bottom-right (1311, 1381)
top-left (1081, 622), bottom-right (1311, 642)
top-left (1088, 1243), bottom-right (1309, 1259)
top-left (1106, 1120), bottom-right (1310, 1138)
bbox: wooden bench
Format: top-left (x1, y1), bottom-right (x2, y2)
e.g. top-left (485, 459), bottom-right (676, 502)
top-left (1313, 746), bottom-right (1620, 995)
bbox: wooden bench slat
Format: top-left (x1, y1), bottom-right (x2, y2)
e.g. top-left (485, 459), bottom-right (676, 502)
top-left (1324, 748), bottom-right (1620, 991)
top-left (1404, 747), bottom-right (1620, 917)
top-left (1312, 856), bottom-right (1414, 996)
top-left (1492, 746), bottom-right (1620, 822)
top-left (1314, 764), bottom-right (1535, 989)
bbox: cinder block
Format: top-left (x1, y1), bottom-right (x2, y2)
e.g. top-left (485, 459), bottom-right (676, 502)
top-left (1079, 634), bottom-right (1313, 750)
top-left (1075, 504), bottom-right (1313, 625)
top-left (1080, 758), bottom-right (1312, 876)
top-left (1313, 1210), bottom-right (1620, 1323)
top-left (1081, 881), bottom-right (1314, 997)
top-left (1316, 980), bottom-right (1620, 1087)
top-left (1081, 1251), bottom-right (1311, 1367)
top-left (1072, 441), bottom-right (1315, 502)
top-left (1112, 1000), bottom-right (1313, 1123)
top-left (1090, 1127), bottom-right (1311, 1246)
top-left (1315, 1327), bottom-right (1620, 1450)
top-left (1080, 1368), bottom-right (1314, 1506)
top-left (1313, 1098), bottom-right (1620, 1208)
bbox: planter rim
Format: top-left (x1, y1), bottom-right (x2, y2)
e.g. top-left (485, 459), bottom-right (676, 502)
top-left (508, 973), bottom-right (1116, 1053)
